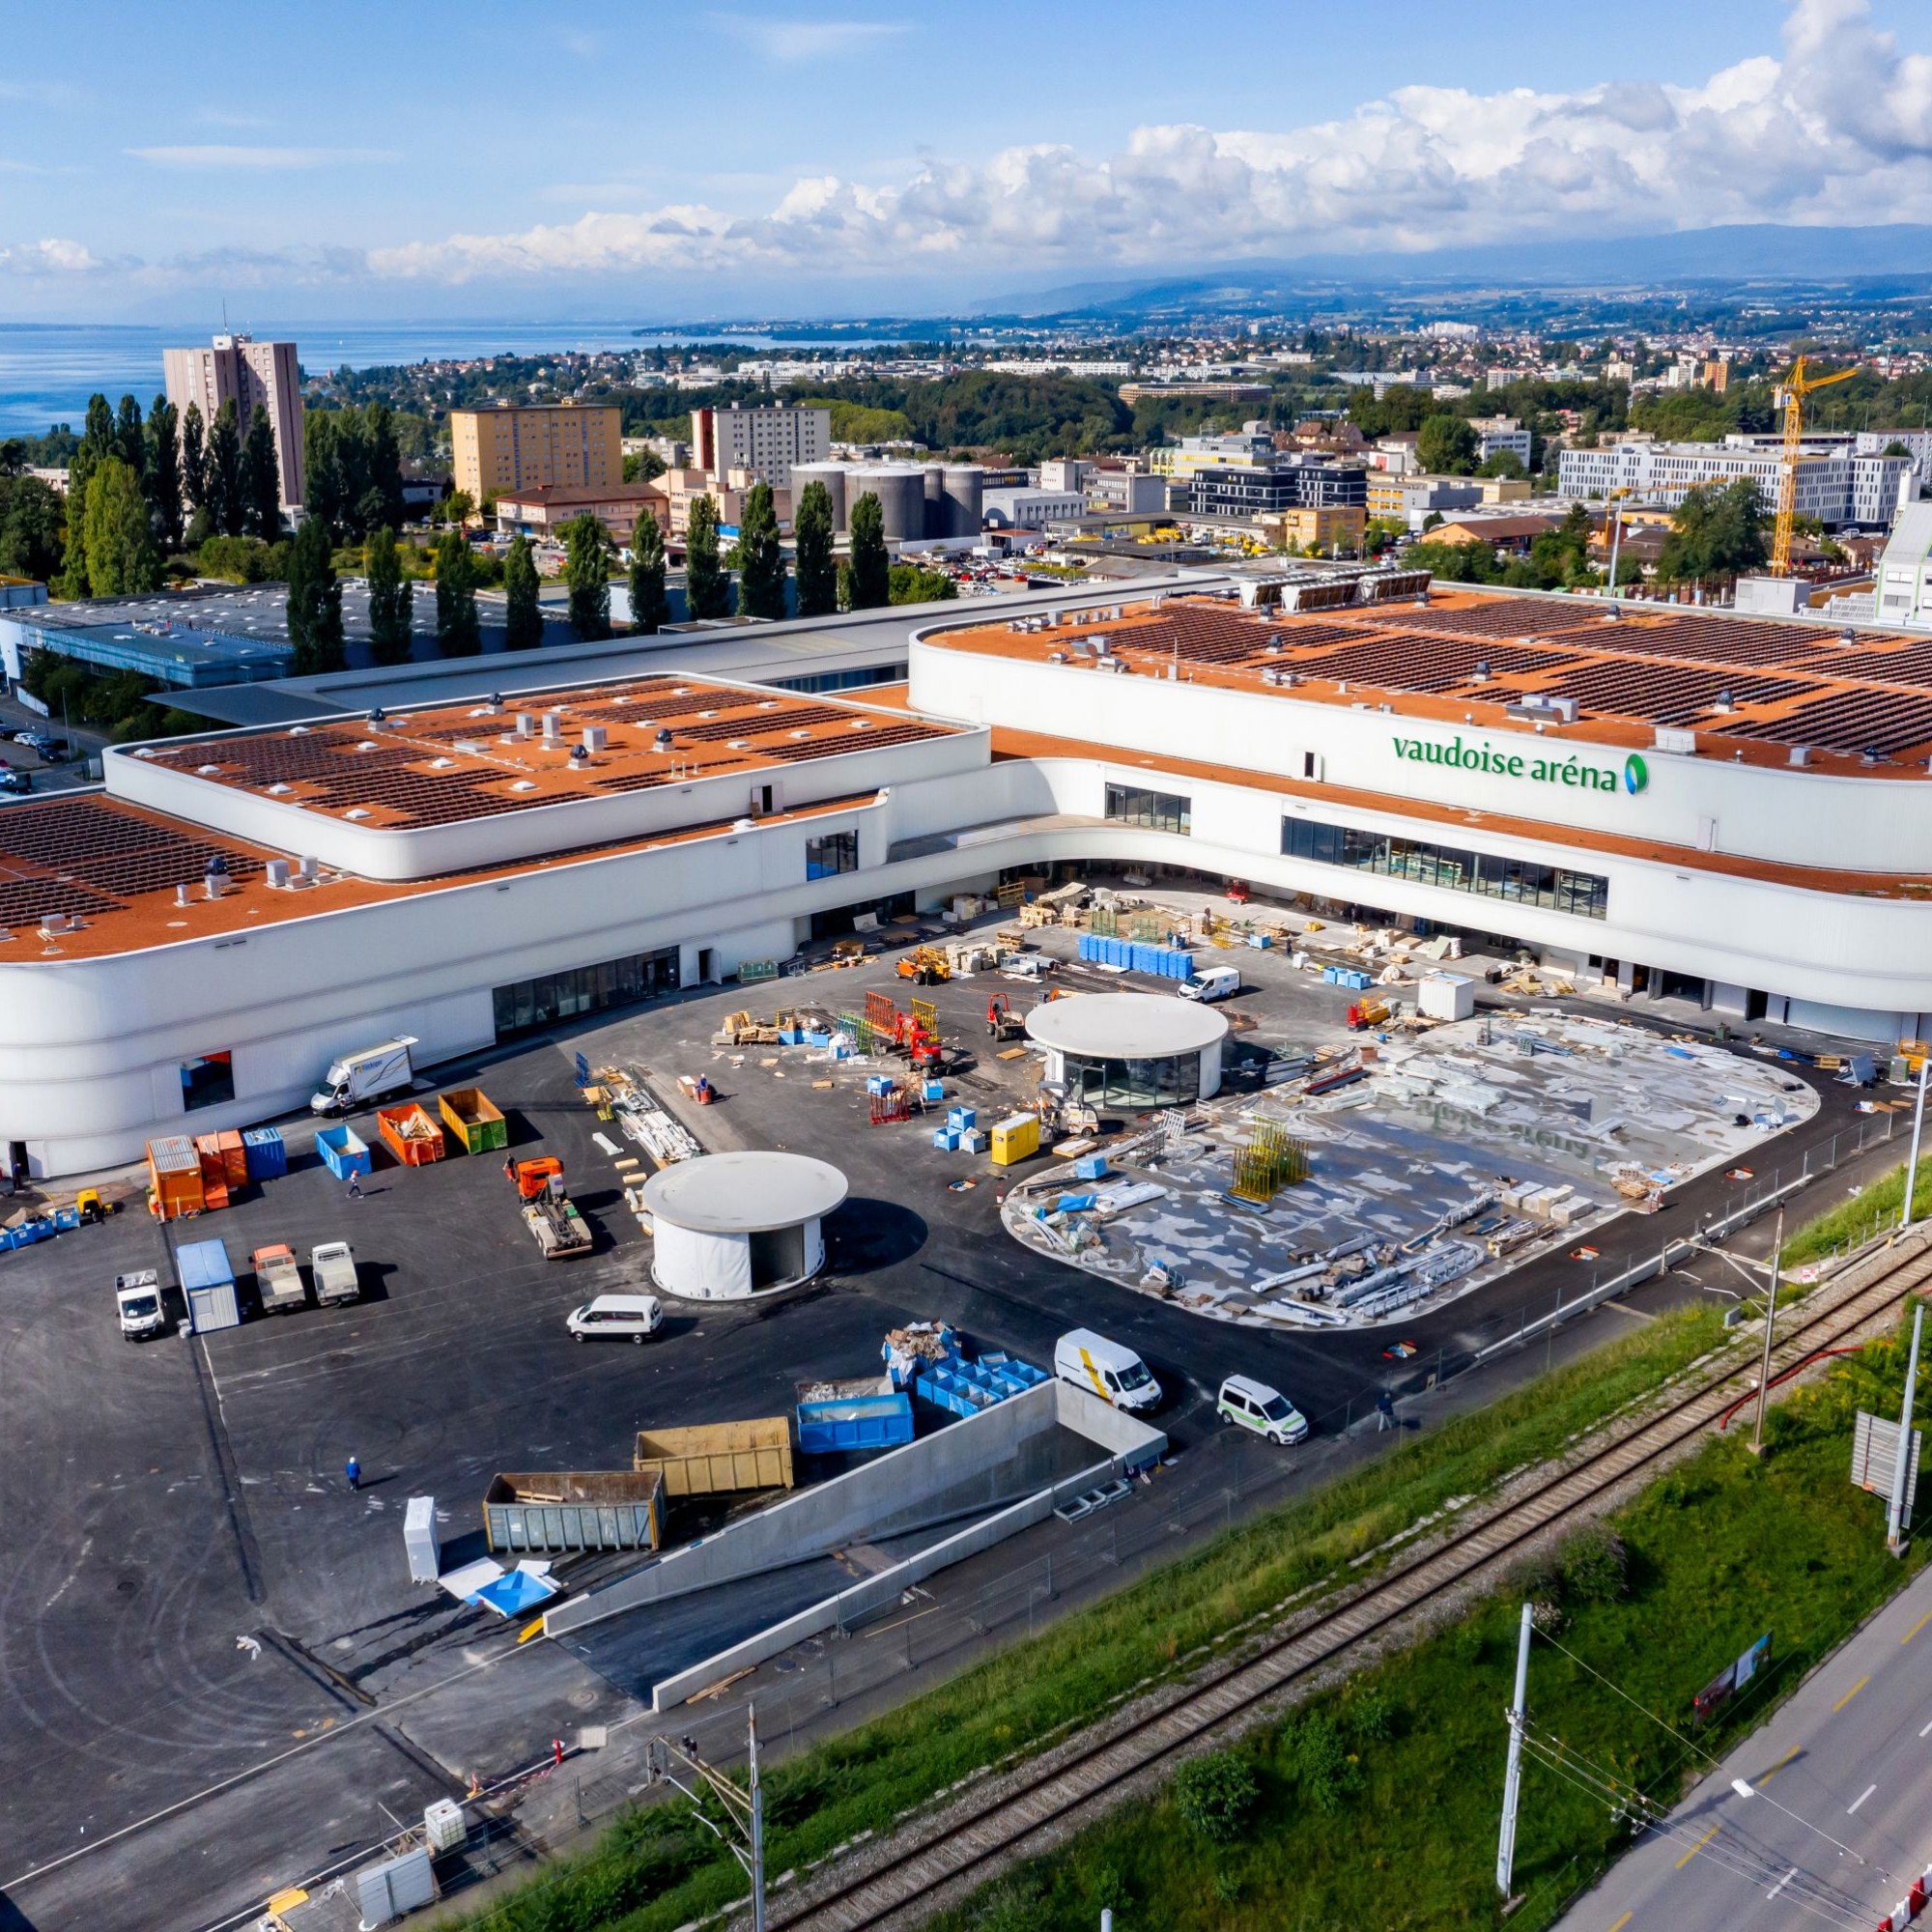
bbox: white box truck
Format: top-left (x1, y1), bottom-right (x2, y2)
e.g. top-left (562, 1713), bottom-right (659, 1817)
top-left (115, 1268), bottom-right (166, 1341)
top-left (310, 1037), bottom-right (416, 1116)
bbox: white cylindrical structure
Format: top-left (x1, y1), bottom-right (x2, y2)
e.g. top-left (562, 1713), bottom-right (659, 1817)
top-left (643, 1151), bottom-right (848, 1301)
top-left (791, 463), bottom-right (848, 533)
top-left (1025, 992), bottom-right (1227, 1105)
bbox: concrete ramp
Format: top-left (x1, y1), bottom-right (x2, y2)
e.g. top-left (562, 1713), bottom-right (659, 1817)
top-left (543, 1379), bottom-right (1163, 1693)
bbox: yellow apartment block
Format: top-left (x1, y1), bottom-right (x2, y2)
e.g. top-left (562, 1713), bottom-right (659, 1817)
top-left (451, 404), bottom-right (622, 499)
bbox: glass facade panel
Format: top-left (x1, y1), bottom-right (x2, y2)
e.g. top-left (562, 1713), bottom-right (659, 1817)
top-left (806, 828), bottom-right (859, 880)
top-left (1105, 783), bottom-right (1191, 836)
top-left (1281, 814), bottom-right (1607, 921)
top-left (493, 947), bottom-right (680, 1039)
top-left (1064, 1050), bottom-right (1201, 1108)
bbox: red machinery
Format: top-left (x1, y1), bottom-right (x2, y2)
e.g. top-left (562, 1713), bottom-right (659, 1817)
top-left (986, 993), bottom-right (1025, 1041)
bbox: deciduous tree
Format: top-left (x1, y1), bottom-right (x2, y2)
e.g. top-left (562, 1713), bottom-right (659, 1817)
top-left (79, 456), bottom-right (161, 596)
top-left (364, 526), bottom-right (413, 666)
top-left (503, 533), bottom-right (543, 648)
top-left (563, 513), bottom-right (611, 640)
top-left (626, 513), bottom-right (668, 635)
top-left (793, 479), bottom-right (837, 618)
top-left (684, 495), bottom-right (732, 619)
top-left (242, 403), bottom-right (282, 540)
top-left (286, 513), bottom-right (345, 674)
top-left (434, 529), bottom-right (481, 655)
top-left (735, 481), bottom-right (786, 619)
top-left (844, 491), bottom-right (890, 610)
top-left (146, 395), bottom-right (183, 551)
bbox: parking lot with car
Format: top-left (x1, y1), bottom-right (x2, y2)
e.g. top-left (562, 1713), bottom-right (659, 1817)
top-left (0, 889), bottom-right (1867, 1930)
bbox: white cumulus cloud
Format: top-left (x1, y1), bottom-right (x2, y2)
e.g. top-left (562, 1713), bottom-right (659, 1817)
top-left (0, 237), bottom-right (102, 274)
top-left (361, 0), bottom-right (1932, 283)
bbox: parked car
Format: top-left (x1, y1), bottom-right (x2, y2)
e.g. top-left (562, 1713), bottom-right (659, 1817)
top-left (1216, 1375), bottom-right (1309, 1445)
top-left (567, 1293), bottom-right (664, 1343)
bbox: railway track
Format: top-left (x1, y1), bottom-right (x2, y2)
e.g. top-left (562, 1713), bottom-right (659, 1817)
top-left (764, 1236), bottom-right (1932, 1932)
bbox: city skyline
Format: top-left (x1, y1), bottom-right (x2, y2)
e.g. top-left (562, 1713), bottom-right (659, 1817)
top-left (3, 0), bottom-right (1932, 320)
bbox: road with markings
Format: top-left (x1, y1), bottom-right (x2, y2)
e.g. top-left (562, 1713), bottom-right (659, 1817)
top-left (1553, 1559), bottom-right (1932, 1932)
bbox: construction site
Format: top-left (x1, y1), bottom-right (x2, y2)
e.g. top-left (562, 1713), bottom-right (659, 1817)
top-left (0, 863), bottom-right (1900, 1932)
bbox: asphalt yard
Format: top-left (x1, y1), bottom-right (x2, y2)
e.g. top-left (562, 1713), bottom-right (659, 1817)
top-left (0, 910), bottom-right (1885, 1932)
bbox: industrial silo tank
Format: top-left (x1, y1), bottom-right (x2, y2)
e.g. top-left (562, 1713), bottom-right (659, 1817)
top-left (858, 467), bottom-right (926, 542)
top-left (923, 464), bottom-right (946, 540)
top-left (942, 465), bottom-right (984, 539)
top-left (790, 462), bottom-right (848, 533)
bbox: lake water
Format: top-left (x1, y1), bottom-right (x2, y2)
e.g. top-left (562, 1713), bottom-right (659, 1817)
top-left (0, 321), bottom-right (898, 437)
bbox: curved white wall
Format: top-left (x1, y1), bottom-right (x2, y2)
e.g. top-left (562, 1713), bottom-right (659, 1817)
top-left (14, 721), bottom-right (1932, 1176)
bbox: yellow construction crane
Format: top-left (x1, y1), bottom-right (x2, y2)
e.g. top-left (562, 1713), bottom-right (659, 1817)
top-left (1771, 355), bottom-right (1858, 576)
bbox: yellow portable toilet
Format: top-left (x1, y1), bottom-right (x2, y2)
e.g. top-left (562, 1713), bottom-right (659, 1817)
top-left (989, 1112), bottom-right (1040, 1166)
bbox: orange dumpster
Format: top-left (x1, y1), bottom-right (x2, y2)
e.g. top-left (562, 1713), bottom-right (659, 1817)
top-left (378, 1103), bottom-right (446, 1166)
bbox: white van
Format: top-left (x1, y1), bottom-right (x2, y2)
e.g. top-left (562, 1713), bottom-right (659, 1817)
top-left (567, 1293), bottom-right (665, 1344)
top-left (1178, 965), bottom-right (1240, 1004)
top-left (1216, 1375), bottom-right (1309, 1445)
top-left (1054, 1328), bottom-right (1161, 1411)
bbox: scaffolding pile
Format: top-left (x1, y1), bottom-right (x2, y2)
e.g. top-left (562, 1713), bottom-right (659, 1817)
top-left (1227, 1120), bottom-right (1309, 1207)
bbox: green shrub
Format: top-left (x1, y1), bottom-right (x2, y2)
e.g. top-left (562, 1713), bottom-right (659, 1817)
top-left (1558, 1523), bottom-right (1631, 1604)
top-left (1173, 1751), bottom-right (1260, 1842)
top-left (1287, 1711), bottom-right (1359, 1813)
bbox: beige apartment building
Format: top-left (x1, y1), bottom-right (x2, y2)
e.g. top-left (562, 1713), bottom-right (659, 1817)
top-left (450, 403), bottom-right (622, 500)
top-left (162, 333), bottom-right (305, 508)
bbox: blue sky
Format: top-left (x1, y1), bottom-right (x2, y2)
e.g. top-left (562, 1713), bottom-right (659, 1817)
top-left (3, 0), bottom-right (1931, 320)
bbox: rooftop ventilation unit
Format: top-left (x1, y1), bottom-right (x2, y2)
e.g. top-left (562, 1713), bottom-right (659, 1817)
top-left (582, 725), bottom-right (607, 754)
top-left (368, 706), bottom-right (385, 724)
top-left (541, 711), bottom-right (562, 740)
top-left (653, 728), bottom-right (673, 753)
top-left (266, 859), bottom-right (292, 890)
top-left (1788, 745), bottom-right (1811, 766)
top-left (174, 884), bottom-right (190, 907)
top-left (570, 745), bottom-right (589, 763)
top-left (1711, 690), bottom-right (1735, 714)
top-left (1655, 725), bottom-right (1699, 754)
top-left (514, 713), bottom-right (534, 738)
top-left (1471, 660), bottom-right (1492, 683)
top-left (40, 912), bottom-right (71, 935)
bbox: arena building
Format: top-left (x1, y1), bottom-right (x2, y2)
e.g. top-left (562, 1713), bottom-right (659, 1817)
top-left (6, 584), bottom-right (1932, 1176)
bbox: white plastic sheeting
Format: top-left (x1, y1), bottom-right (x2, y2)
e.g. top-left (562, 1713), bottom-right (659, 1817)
top-left (653, 1219), bottom-right (753, 1299)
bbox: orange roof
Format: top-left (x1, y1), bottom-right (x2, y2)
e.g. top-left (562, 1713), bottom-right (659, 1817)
top-left (134, 672), bottom-right (957, 831)
top-left (932, 589), bottom-right (1932, 775)
top-left (0, 787), bottom-right (877, 962)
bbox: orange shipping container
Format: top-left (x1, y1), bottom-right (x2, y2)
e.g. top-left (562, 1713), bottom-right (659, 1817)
top-left (216, 1130), bottom-right (248, 1189)
top-left (146, 1136), bottom-right (204, 1220)
top-left (378, 1103), bottom-right (447, 1167)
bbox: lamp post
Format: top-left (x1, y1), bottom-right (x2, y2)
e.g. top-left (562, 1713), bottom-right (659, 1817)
top-left (1750, 1205), bottom-right (1784, 1458)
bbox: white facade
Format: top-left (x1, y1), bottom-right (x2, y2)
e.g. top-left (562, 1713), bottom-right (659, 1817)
top-left (1558, 439), bottom-right (1911, 526)
top-left (982, 489), bottom-right (1088, 530)
top-left (13, 598), bottom-right (1932, 1178)
top-left (691, 405), bottom-right (831, 488)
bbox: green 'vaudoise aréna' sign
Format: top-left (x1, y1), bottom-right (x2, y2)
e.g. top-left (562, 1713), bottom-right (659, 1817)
top-left (1392, 733), bottom-right (1649, 798)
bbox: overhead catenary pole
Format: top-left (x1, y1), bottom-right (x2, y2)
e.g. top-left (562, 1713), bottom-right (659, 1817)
top-left (749, 1704), bottom-right (765, 1932)
top-left (1903, 1057), bottom-right (1929, 1229)
top-left (1889, 1302), bottom-right (1923, 1556)
top-left (1750, 1206), bottom-right (1785, 1457)
top-left (1495, 1602), bottom-right (1533, 1898)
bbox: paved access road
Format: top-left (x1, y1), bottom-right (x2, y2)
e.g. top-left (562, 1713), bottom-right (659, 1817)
top-left (1552, 1558), bottom-right (1932, 1932)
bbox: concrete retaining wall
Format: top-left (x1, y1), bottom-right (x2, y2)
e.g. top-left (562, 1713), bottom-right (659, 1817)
top-left (545, 1378), bottom-right (1164, 1641)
